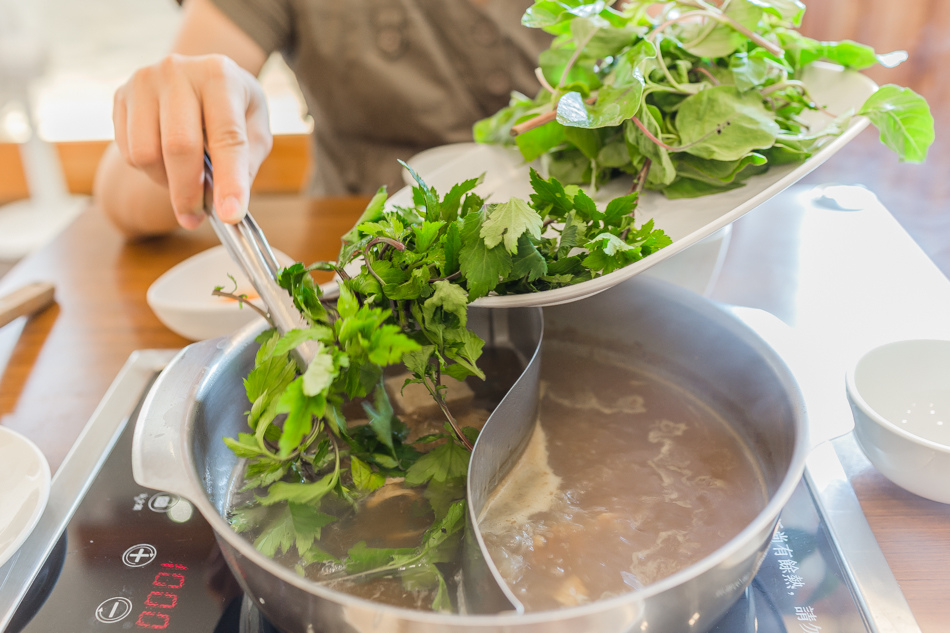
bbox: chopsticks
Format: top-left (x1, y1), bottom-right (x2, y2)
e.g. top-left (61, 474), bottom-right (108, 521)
top-left (0, 281), bottom-right (56, 329)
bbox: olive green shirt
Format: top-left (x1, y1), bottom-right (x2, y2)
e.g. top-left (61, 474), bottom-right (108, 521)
top-left (212, 0), bottom-right (549, 195)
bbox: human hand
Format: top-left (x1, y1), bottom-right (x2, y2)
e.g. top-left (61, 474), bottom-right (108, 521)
top-left (112, 54), bottom-right (272, 229)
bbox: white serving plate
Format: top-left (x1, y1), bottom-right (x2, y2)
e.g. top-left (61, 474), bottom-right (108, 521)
top-left (384, 63), bottom-right (877, 308)
top-left (0, 426), bottom-right (51, 569)
top-left (147, 245), bottom-right (295, 341)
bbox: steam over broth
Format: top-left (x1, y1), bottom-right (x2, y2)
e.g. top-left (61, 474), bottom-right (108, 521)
top-left (479, 338), bottom-right (768, 612)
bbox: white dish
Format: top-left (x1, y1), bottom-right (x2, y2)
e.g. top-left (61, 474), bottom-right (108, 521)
top-left (385, 63), bottom-right (877, 308)
top-left (147, 245), bottom-right (296, 341)
top-left (401, 143), bottom-right (480, 186)
top-left (0, 426), bottom-right (51, 569)
top-left (847, 339), bottom-right (950, 504)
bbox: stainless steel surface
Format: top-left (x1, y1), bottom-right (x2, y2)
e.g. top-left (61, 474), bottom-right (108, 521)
top-left (806, 440), bottom-right (923, 633)
top-left (201, 152), bottom-right (318, 369)
top-left (464, 308), bottom-right (543, 615)
top-left (131, 278), bottom-right (810, 633)
top-left (0, 349), bottom-right (178, 632)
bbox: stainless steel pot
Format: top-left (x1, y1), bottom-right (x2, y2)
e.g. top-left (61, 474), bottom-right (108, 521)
top-left (132, 276), bottom-right (809, 633)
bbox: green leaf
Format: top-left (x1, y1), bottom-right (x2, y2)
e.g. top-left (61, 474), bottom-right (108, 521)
top-left (350, 456), bottom-right (386, 492)
top-left (746, 0), bottom-right (804, 24)
top-left (261, 471), bottom-right (337, 506)
top-left (442, 221), bottom-right (462, 276)
top-left (289, 502), bottom-right (338, 556)
top-left (817, 40), bottom-right (901, 71)
top-left (405, 441), bottom-right (471, 486)
top-left (625, 106), bottom-right (676, 187)
top-left (223, 432), bottom-right (266, 459)
top-left (362, 382), bottom-right (396, 454)
top-left (480, 198), bottom-right (543, 254)
top-left (729, 52), bottom-right (780, 92)
top-left (336, 284), bottom-right (359, 319)
top-left (675, 86), bottom-right (779, 161)
top-left (301, 343), bottom-right (338, 397)
top-left (444, 328), bottom-right (486, 381)
top-left (399, 160), bottom-right (441, 221)
top-left (571, 189), bottom-right (602, 222)
top-left (515, 119), bottom-right (566, 162)
top-left (528, 167), bottom-right (574, 218)
top-left (253, 507), bottom-right (295, 557)
top-left (458, 210), bottom-right (512, 299)
top-left (341, 186), bottom-right (388, 246)
top-left (603, 193), bottom-right (638, 226)
top-left (345, 541), bottom-right (416, 574)
top-left (557, 211), bottom-right (587, 258)
top-left (510, 234), bottom-right (548, 282)
top-left (402, 345), bottom-right (436, 378)
top-left (439, 177), bottom-right (483, 222)
top-left (245, 356), bottom-right (297, 430)
top-left (422, 281), bottom-right (468, 328)
top-left (412, 221), bottom-right (446, 253)
top-left (679, 0), bottom-right (764, 58)
top-left (673, 153), bottom-right (768, 187)
top-left (276, 379), bottom-right (326, 456)
top-left (858, 85), bottom-right (934, 163)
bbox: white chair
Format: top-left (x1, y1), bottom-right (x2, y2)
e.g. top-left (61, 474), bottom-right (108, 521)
top-left (0, 0), bottom-right (85, 263)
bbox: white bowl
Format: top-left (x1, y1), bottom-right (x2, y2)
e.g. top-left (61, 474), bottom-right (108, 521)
top-left (147, 246), bottom-right (295, 341)
top-left (846, 339), bottom-right (950, 504)
top-left (0, 426), bottom-right (51, 568)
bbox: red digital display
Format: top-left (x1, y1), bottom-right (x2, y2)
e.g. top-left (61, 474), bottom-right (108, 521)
top-left (135, 563), bottom-right (188, 629)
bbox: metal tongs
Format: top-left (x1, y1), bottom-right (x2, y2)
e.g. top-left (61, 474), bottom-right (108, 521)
top-left (202, 153), bottom-right (318, 369)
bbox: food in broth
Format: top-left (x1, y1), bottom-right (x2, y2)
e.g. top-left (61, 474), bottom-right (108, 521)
top-left (479, 338), bottom-right (768, 611)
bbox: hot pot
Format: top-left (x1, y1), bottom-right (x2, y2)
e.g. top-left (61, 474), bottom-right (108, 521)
top-left (132, 276), bottom-right (809, 633)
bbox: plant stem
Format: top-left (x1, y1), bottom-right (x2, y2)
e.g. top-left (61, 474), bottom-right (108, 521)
top-left (212, 289), bottom-right (272, 322)
top-left (423, 376), bottom-right (474, 452)
top-left (430, 271), bottom-right (461, 282)
top-left (629, 114), bottom-right (727, 152)
top-left (559, 26), bottom-right (601, 88)
top-left (511, 97), bottom-right (597, 136)
top-left (651, 6), bottom-right (784, 58)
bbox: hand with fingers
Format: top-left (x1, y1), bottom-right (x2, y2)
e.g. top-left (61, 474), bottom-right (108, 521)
top-left (111, 53), bottom-right (272, 230)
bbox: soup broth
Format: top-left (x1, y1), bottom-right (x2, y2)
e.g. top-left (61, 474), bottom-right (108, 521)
top-left (479, 338), bottom-right (768, 612)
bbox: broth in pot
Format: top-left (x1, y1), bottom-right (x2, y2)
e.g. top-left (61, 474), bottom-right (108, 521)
top-left (479, 337), bottom-right (769, 612)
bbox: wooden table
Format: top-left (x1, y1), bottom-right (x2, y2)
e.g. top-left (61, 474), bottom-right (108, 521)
top-left (0, 191), bottom-right (947, 632)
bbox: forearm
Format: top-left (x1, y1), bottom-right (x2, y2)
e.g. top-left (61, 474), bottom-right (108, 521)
top-left (93, 143), bottom-right (182, 239)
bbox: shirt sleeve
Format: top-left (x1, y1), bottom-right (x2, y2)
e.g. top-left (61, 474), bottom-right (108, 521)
top-left (209, 0), bottom-right (294, 56)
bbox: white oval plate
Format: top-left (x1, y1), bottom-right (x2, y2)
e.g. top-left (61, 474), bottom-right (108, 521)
top-left (378, 64), bottom-right (877, 308)
top-left (0, 426), bottom-right (51, 569)
top-left (147, 245), bottom-right (296, 341)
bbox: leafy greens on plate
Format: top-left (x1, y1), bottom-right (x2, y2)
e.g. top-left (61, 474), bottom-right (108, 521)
top-left (474, 0), bottom-right (935, 198)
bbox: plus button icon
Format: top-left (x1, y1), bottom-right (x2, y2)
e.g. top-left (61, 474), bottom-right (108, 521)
top-left (122, 544), bottom-right (157, 568)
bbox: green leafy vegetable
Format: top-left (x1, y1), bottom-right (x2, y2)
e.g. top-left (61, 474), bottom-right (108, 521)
top-left (474, 0), bottom-right (934, 199)
top-left (224, 163), bottom-right (668, 611)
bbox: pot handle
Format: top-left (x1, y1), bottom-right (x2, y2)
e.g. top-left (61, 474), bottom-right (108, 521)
top-left (727, 306), bottom-right (853, 449)
top-left (131, 337), bottom-right (223, 500)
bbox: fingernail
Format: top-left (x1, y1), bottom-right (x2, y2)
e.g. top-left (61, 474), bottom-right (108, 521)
top-left (218, 196), bottom-right (246, 223)
top-left (178, 212), bottom-right (204, 230)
